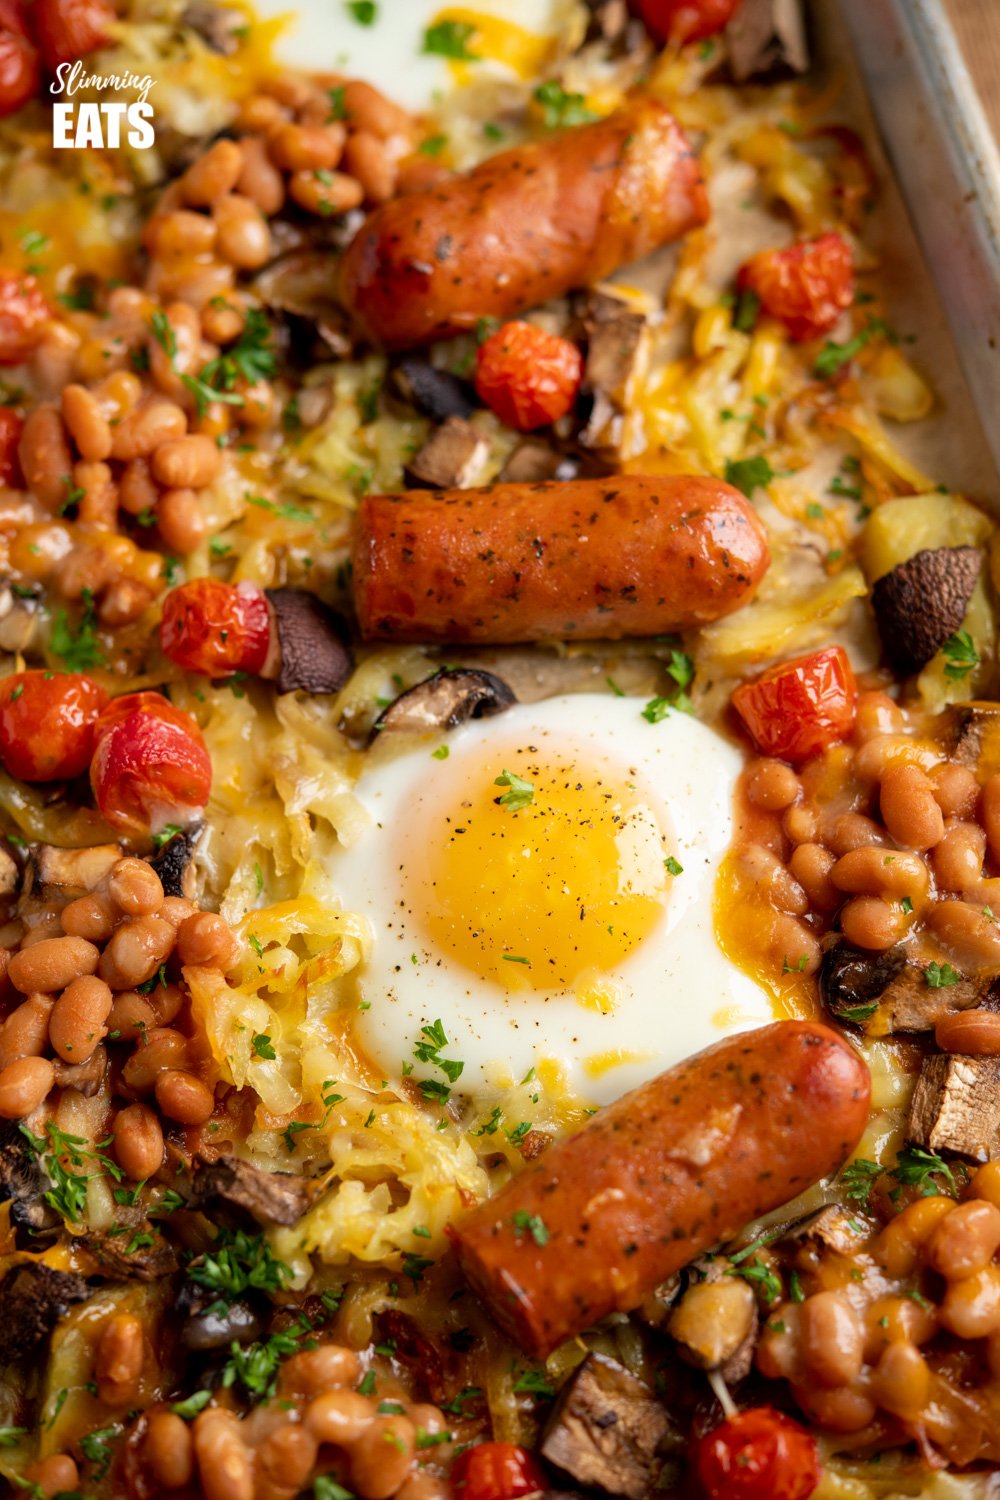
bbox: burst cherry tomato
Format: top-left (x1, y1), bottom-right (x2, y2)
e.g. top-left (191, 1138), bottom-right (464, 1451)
top-left (737, 234), bottom-right (855, 342)
top-left (0, 271), bottom-right (50, 366)
top-left (0, 406), bottom-right (22, 486)
top-left (693, 1407), bottom-right (820, 1500)
top-left (475, 321), bottom-right (583, 432)
top-left (0, 24), bottom-right (39, 117)
top-left (160, 579), bottom-right (271, 679)
top-left (0, 671), bottom-right (107, 782)
top-left (634, 0), bottom-right (741, 45)
top-left (450, 1442), bottom-right (547, 1500)
top-left (90, 691), bottom-right (212, 835)
top-left (732, 645), bottom-right (857, 765)
top-left (34, 0), bottom-right (114, 71)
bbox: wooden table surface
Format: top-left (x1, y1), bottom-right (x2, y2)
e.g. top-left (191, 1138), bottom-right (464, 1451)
top-left (943, 0), bottom-right (1000, 142)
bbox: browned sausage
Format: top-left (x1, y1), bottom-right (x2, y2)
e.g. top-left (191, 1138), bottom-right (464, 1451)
top-left (449, 1020), bottom-right (870, 1358)
top-left (338, 98), bottom-right (708, 349)
top-left (352, 473), bottom-right (770, 643)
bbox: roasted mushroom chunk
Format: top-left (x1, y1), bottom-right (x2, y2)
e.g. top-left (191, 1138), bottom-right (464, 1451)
top-left (371, 667), bottom-right (516, 739)
top-left (24, 843), bottom-right (120, 899)
top-left (908, 1053), bottom-right (1000, 1163)
top-left (264, 589), bottom-right (353, 695)
top-left (668, 1261), bottom-right (758, 1383)
top-left (404, 416), bottom-right (489, 490)
top-left (540, 1353), bottom-right (668, 1500)
top-left (726, 0), bottom-right (809, 81)
top-left (0, 1119), bottom-right (60, 1237)
top-left (499, 441), bottom-right (580, 485)
top-left (820, 940), bottom-right (990, 1032)
top-left (183, 1298), bottom-right (265, 1352)
top-left (870, 546), bottom-right (982, 675)
top-left (0, 841), bottom-right (17, 900)
top-left (390, 359), bottom-right (476, 422)
top-left (0, 1263), bottom-right (91, 1363)
top-left (576, 292), bottom-right (648, 451)
top-left (192, 1154), bottom-right (314, 1227)
top-left (81, 1226), bottom-right (179, 1281)
top-left (148, 826), bottom-right (201, 900)
top-left (942, 701), bottom-right (1000, 769)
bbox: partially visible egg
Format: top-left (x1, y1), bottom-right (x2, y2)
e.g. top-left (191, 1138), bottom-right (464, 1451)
top-left (337, 694), bottom-right (775, 1105)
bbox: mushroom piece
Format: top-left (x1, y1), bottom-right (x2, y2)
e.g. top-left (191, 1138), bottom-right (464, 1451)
top-left (81, 1226), bottom-right (179, 1281)
top-left (182, 2), bottom-right (244, 51)
top-left (540, 1353), bottom-right (669, 1500)
top-left (908, 1053), bottom-right (1000, 1163)
top-left (390, 359), bottom-right (476, 422)
top-left (942, 702), bottom-right (1000, 769)
top-left (263, 589), bottom-right (353, 695)
top-left (726, 0), bottom-right (809, 81)
top-left (182, 1299), bottom-right (265, 1351)
top-left (0, 842), bottom-right (17, 901)
top-left (0, 580), bottom-right (40, 654)
top-left (668, 1271), bottom-right (757, 1380)
top-left (0, 1263), bottom-right (91, 1363)
top-left (53, 1045), bottom-right (108, 1098)
top-left (191, 1154), bottom-right (314, 1227)
top-left (404, 416), bottom-right (489, 490)
top-left (819, 941), bottom-right (991, 1032)
top-left (498, 441), bottom-right (580, 484)
top-left (870, 546), bottom-right (982, 675)
top-left (254, 249), bottom-right (357, 355)
top-left (785, 1204), bottom-right (868, 1256)
top-left (576, 292), bottom-right (648, 451)
top-left (0, 1119), bottom-right (61, 1238)
top-left (148, 826), bottom-right (201, 900)
top-left (24, 843), bottom-right (121, 900)
top-left (371, 667), bottom-right (516, 739)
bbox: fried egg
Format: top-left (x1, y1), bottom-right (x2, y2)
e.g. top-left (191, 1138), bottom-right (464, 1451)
top-left (337, 694), bottom-right (775, 1105)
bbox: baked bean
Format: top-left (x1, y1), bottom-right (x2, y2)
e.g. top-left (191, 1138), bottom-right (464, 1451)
top-left (863, 1294), bottom-right (936, 1357)
top-left (932, 821), bottom-right (986, 891)
top-left (744, 757), bottom-right (801, 812)
top-left (24, 1455), bottom-right (79, 1499)
top-left (96, 1311), bottom-right (144, 1405)
top-left (395, 1474), bottom-right (449, 1500)
top-left (8, 935), bottom-right (99, 993)
top-left (407, 1404), bottom-right (449, 1437)
top-left (99, 578), bottom-right (156, 628)
top-left (305, 1388), bottom-right (375, 1445)
top-left (151, 434), bottom-right (220, 491)
top-left (118, 456), bottom-right (159, 517)
top-left (280, 1343), bottom-right (361, 1396)
top-left (982, 775), bottom-right (1000, 866)
top-left (113, 1100), bottom-right (165, 1179)
top-left (256, 1425), bottom-right (319, 1496)
top-left (783, 801), bottom-right (818, 845)
top-left (791, 1383), bottom-right (876, 1434)
top-left (72, 459), bottom-right (117, 529)
top-left (100, 916), bottom-right (176, 989)
top-left (854, 690), bottom-right (905, 743)
top-left (62, 383), bottom-right (112, 461)
top-left (213, 194), bottom-right (272, 270)
top-left (107, 990), bottom-right (157, 1042)
top-left (235, 377), bottom-right (274, 429)
top-left (148, 209), bottom-right (218, 258)
top-left (181, 139), bottom-right (245, 208)
top-left (156, 486), bottom-right (207, 553)
top-left (870, 1341), bottom-right (930, 1421)
top-left (108, 857), bottom-right (165, 918)
top-left (826, 812), bottom-right (889, 855)
top-left (155, 1068), bottom-right (215, 1125)
top-left (939, 1265), bottom-right (1000, 1338)
top-left (237, 135), bottom-right (286, 216)
top-left (341, 80), bottom-right (413, 140)
top-left (160, 896), bottom-right (198, 928)
top-left (269, 121), bottom-right (345, 171)
top-left (852, 734), bottom-right (938, 783)
top-left (122, 1026), bottom-right (189, 1092)
top-left (53, 539), bottom-right (114, 599)
top-left (200, 295), bottom-right (245, 345)
top-left (738, 843), bottom-right (807, 915)
top-left (788, 843), bottom-right (839, 913)
top-left (288, 168), bottom-right (364, 217)
top-left (768, 912), bottom-right (820, 975)
top-left (344, 130), bottom-right (397, 203)
top-left (798, 1291), bottom-right (864, 1389)
top-left (927, 1199), bottom-right (1000, 1280)
top-left (264, 72), bottom-right (317, 110)
top-left (350, 1414), bottom-right (416, 1500)
top-left (238, 93), bottom-right (288, 131)
top-left (831, 846), bottom-right (928, 901)
top-left (971, 1163), bottom-right (1000, 1210)
top-left (395, 155), bottom-right (450, 195)
top-left (176, 911), bottom-right (238, 969)
top-left (927, 900), bottom-right (1000, 971)
top-left (0, 1054), bottom-right (54, 1115)
top-left (839, 895), bottom-right (908, 951)
top-left (935, 1009), bottom-right (1000, 1055)
top-left (19, 406), bottom-right (74, 511)
top-left (20, 917), bottom-right (63, 950)
top-left (193, 1408), bottom-right (253, 1500)
top-left (876, 1195), bottom-right (957, 1278)
top-left (880, 763), bottom-right (945, 851)
top-left (147, 982), bottom-right (184, 1027)
top-left (61, 893), bottom-right (116, 943)
top-left (150, 301), bottom-right (203, 399)
top-left (111, 400), bottom-right (188, 462)
top-left (755, 1303), bottom-right (801, 1380)
top-left (144, 1410), bottom-right (194, 1489)
top-left (49, 974), bottom-right (113, 1063)
top-left (932, 762), bottom-right (980, 820)
top-left (0, 993), bottom-right (54, 1068)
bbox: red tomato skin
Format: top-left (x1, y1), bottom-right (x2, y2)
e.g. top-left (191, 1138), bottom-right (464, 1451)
top-left (0, 271), bottom-right (49, 366)
top-left (475, 321), bottom-right (583, 432)
top-left (91, 693), bottom-right (211, 834)
top-left (732, 646), bottom-right (857, 764)
top-left (0, 671), bottom-right (107, 782)
top-left (693, 1407), bottom-right (820, 1500)
top-left (737, 234), bottom-right (855, 342)
top-left (0, 25), bottom-right (38, 116)
top-left (0, 406), bottom-right (22, 485)
top-left (159, 579), bottom-right (271, 678)
top-left (34, 0), bottom-right (114, 69)
top-left (450, 1443), bottom-right (547, 1500)
top-left (635, 0), bottom-right (740, 44)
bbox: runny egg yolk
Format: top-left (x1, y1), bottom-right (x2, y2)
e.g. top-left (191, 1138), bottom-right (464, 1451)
top-left (406, 743), bottom-right (674, 993)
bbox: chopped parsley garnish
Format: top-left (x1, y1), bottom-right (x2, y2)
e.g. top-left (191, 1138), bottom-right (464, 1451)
top-left (814, 318), bottom-right (892, 378)
top-left (413, 1019), bottom-right (464, 1098)
top-left (422, 19), bottom-right (478, 58)
top-left (532, 79), bottom-right (595, 129)
top-left (494, 768), bottom-right (534, 809)
top-left (315, 1479), bottom-right (355, 1500)
top-left (0, 1427), bottom-right (26, 1447)
top-left (252, 1032), bottom-right (276, 1060)
top-left (246, 493), bottom-right (316, 524)
top-left (50, 587), bottom-right (105, 672)
top-left (841, 1157), bottom-right (882, 1209)
top-left (889, 1145), bottom-right (964, 1201)
top-left (512, 1366), bottom-right (555, 1397)
top-left (223, 1327), bottom-right (302, 1397)
top-left (724, 454), bottom-right (774, 497)
top-left (191, 309), bottom-right (276, 416)
top-left (727, 1256), bottom-right (782, 1305)
top-left (926, 961), bottom-right (960, 989)
top-left (440, 1386), bottom-right (483, 1415)
top-left (19, 1120), bottom-right (122, 1223)
top-left (170, 1390), bottom-right (212, 1420)
top-left (57, 474), bottom-right (84, 517)
top-left (187, 1228), bottom-right (292, 1302)
top-left (347, 0), bottom-right (377, 23)
top-left (942, 629), bottom-right (980, 681)
top-left (663, 855), bottom-right (683, 877)
top-left (419, 134), bottom-right (449, 157)
top-left (641, 696), bottom-right (671, 724)
top-left (280, 1080), bottom-right (345, 1151)
top-left (836, 1001), bottom-right (879, 1023)
top-left (402, 1252), bottom-right (433, 1283)
top-left (511, 1210), bottom-right (549, 1246)
top-left (431, 745), bottom-right (449, 760)
top-left (80, 1425), bottom-right (120, 1481)
top-left (148, 309), bottom-right (177, 360)
top-left (733, 288), bottom-right (760, 333)
top-left (358, 1369), bottom-right (378, 1396)
top-left (327, 86), bottom-right (347, 121)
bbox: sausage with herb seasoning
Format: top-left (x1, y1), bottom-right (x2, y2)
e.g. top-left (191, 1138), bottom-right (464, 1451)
top-left (338, 99), bottom-right (709, 349)
top-left (449, 1020), bottom-right (870, 1358)
top-left (352, 473), bottom-right (770, 642)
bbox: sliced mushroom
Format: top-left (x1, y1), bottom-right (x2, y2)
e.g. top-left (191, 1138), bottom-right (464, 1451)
top-left (726, 0), bottom-right (809, 81)
top-left (263, 589), bottom-right (353, 695)
top-left (81, 1225), bottom-right (178, 1281)
top-left (498, 441), bottom-right (580, 484)
top-left (820, 940), bottom-right (990, 1032)
top-left (785, 1204), bottom-right (869, 1255)
top-left (371, 667), bottom-right (516, 739)
top-left (24, 843), bottom-right (121, 900)
top-left (540, 1353), bottom-right (669, 1500)
top-left (0, 1119), bottom-right (60, 1238)
top-left (182, 1298), bottom-right (265, 1351)
top-left (870, 546), bottom-right (982, 675)
top-left (255, 249), bottom-right (357, 355)
top-left (404, 416), bottom-right (489, 490)
top-left (942, 702), bottom-right (1000, 770)
top-left (0, 1263), bottom-right (91, 1363)
top-left (390, 359), bottom-right (476, 422)
top-left (668, 1272), bottom-right (757, 1380)
top-left (191, 1154), bottom-right (314, 1227)
top-left (908, 1053), bottom-right (1000, 1163)
top-left (148, 826), bottom-right (201, 901)
top-left (576, 292), bottom-right (648, 451)
top-left (53, 1044), bottom-right (108, 1098)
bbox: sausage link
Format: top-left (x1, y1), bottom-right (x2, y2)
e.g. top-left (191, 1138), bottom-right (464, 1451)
top-left (449, 1020), bottom-right (869, 1357)
top-left (353, 475), bottom-right (769, 643)
top-left (338, 99), bottom-right (708, 348)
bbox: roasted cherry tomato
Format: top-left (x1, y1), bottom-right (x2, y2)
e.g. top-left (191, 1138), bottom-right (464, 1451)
top-left (0, 24), bottom-right (38, 117)
top-left (160, 579), bottom-right (271, 679)
top-left (34, 0), bottom-right (114, 70)
top-left (634, 0), bottom-right (741, 45)
top-left (475, 321), bottom-right (583, 432)
top-left (693, 1407), bottom-right (820, 1500)
top-left (0, 271), bottom-right (49, 366)
top-left (90, 690), bottom-right (212, 834)
top-left (732, 645), bottom-right (857, 764)
top-left (0, 670), bottom-right (107, 782)
top-left (0, 406), bottom-right (22, 486)
top-left (737, 234), bottom-right (855, 342)
top-left (450, 1442), bottom-right (547, 1500)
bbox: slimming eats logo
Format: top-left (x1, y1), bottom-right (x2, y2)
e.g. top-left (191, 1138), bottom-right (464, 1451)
top-left (50, 60), bottom-right (155, 149)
